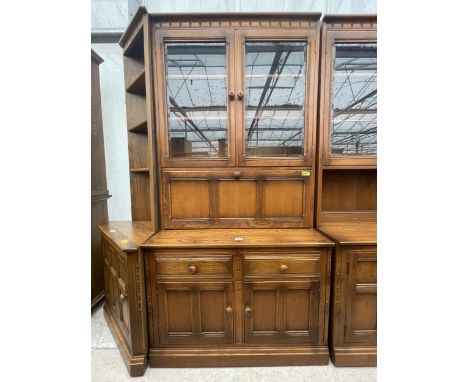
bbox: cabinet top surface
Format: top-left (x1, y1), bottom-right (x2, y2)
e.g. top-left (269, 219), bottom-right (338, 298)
top-left (317, 221), bottom-right (376, 245)
top-left (98, 221), bottom-right (154, 252)
top-left (142, 228), bottom-right (334, 249)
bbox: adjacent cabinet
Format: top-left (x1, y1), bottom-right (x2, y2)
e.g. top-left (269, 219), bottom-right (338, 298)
top-left (97, 8), bottom-right (377, 376)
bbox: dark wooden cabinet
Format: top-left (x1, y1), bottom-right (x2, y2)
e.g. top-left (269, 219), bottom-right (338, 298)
top-left (91, 49), bottom-right (111, 308)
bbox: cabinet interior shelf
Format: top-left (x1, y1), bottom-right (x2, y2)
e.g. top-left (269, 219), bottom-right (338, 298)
top-left (126, 69), bottom-right (146, 95)
top-left (130, 168), bottom-right (150, 173)
top-left (129, 119), bottom-right (148, 134)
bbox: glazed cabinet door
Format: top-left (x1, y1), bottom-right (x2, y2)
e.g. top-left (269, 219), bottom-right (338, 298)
top-left (154, 28), bottom-right (237, 168)
top-left (235, 28), bottom-right (319, 167)
top-left (157, 281), bottom-right (234, 345)
top-left (243, 280), bottom-right (320, 344)
top-left (343, 247), bottom-right (377, 345)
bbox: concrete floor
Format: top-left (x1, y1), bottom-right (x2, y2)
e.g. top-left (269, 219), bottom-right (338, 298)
top-left (92, 302), bottom-right (376, 382)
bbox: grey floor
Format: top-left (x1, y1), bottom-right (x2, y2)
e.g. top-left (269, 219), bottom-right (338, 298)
top-left (92, 302), bottom-right (376, 382)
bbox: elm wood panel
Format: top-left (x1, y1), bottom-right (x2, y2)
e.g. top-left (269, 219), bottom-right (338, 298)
top-left (98, 221), bottom-right (153, 252)
top-left (244, 254), bottom-right (321, 278)
top-left (330, 346), bottom-right (376, 367)
top-left (319, 17), bottom-right (377, 168)
top-left (142, 228), bottom-right (334, 249)
top-left (157, 281), bottom-right (234, 345)
top-left (344, 248), bottom-right (377, 345)
top-left (125, 92), bottom-right (147, 131)
top-left (101, 235), bottom-right (149, 359)
top-left (148, 345), bottom-right (329, 367)
top-left (124, 55), bottom-right (144, 90)
top-left (161, 169), bottom-right (313, 228)
top-left (217, 180), bottom-right (257, 218)
top-left (318, 221), bottom-right (376, 245)
top-left (155, 255), bottom-right (232, 278)
top-left (128, 132), bottom-right (149, 170)
top-left (321, 170), bottom-right (376, 212)
top-left (170, 180), bottom-right (211, 219)
top-left (244, 280), bottom-right (320, 345)
top-left (130, 173), bottom-right (151, 221)
top-left (92, 198), bottom-right (108, 307)
top-left (263, 179), bottom-right (304, 218)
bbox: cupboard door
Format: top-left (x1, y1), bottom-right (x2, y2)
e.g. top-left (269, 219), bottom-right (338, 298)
top-left (244, 281), bottom-right (319, 344)
top-left (344, 247), bottom-right (377, 345)
top-left (157, 281), bottom-right (234, 345)
top-left (235, 29), bottom-right (319, 167)
top-left (155, 29), bottom-right (236, 168)
top-left (161, 168), bottom-right (312, 229)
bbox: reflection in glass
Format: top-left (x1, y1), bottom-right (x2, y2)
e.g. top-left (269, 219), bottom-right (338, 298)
top-left (244, 41), bottom-right (307, 157)
top-left (165, 42), bottom-right (227, 158)
top-left (331, 43), bottom-right (377, 156)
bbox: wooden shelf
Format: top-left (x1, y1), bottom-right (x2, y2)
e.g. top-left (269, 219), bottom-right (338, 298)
top-left (126, 69), bottom-right (146, 95)
top-left (130, 168), bottom-right (149, 173)
top-left (129, 119), bottom-right (148, 134)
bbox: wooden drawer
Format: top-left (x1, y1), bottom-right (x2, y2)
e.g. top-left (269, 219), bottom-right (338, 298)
top-left (155, 255), bottom-right (233, 278)
top-left (244, 254), bottom-right (321, 278)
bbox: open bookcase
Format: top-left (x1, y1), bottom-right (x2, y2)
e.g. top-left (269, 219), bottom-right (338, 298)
top-left (122, 13), bottom-right (159, 229)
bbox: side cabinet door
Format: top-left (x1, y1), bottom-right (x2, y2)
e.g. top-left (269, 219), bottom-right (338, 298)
top-left (157, 282), bottom-right (234, 345)
top-left (344, 247), bottom-right (377, 345)
top-left (244, 281), bottom-right (319, 344)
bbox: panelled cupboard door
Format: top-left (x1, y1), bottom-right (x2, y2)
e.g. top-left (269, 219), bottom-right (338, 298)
top-left (244, 281), bottom-right (320, 344)
top-left (161, 168), bottom-right (313, 228)
top-left (157, 281), bottom-right (234, 345)
top-left (344, 247), bottom-right (377, 345)
top-left (235, 29), bottom-right (319, 167)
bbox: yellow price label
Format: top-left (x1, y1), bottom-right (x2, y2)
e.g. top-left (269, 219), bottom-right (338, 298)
top-left (301, 171), bottom-right (311, 177)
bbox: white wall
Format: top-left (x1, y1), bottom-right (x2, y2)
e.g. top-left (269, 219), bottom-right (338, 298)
top-left (92, 43), bottom-right (132, 221)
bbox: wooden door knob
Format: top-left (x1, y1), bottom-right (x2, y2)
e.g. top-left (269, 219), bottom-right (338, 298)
top-left (280, 264), bottom-right (288, 272)
top-left (237, 91), bottom-right (244, 99)
top-left (188, 265), bottom-right (198, 274)
top-left (119, 293), bottom-right (127, 303)
top-left (228, 90), bottom-right (235, 99)
top-left (226, 306), bottom-right (233, 315)
top-left (245, 306), bottom-right (252, 316)
top-left (233, 170), bottom-right (241, 178)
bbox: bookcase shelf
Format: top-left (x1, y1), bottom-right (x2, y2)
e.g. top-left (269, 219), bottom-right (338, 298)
top-left (126, 69), bottom-right (146, 95)
top-left (129, 119), bottom-right (148, 134)
top-left (130, 168), bottom-right (150, 173)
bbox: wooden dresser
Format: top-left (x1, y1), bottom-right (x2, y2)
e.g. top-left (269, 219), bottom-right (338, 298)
top-left (96, 8), bottom-right (377, 375)
top-left (315, 15), bottom-right (377, 366)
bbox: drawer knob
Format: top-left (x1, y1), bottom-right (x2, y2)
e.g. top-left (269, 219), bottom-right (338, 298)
top-left (280, 264), bottom-right (289, 272)
top-left (119, 293), bottom-right (127, 303)
top-left (188, 265), bottom-right (198, 274)
top-left (226, 305), bottom-right (233, 315)
top-left (233, 170), bottom-right (241, 178)
top-left (245, 306), bottom-right (252, 316)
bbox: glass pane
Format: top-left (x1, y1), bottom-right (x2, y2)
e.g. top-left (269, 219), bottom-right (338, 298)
top-left (165, 42), bottom-right (228, 158)
top-left (331, 43), bottom-right (377, 157)
top-left (245, 41), bottom-right (307, 157)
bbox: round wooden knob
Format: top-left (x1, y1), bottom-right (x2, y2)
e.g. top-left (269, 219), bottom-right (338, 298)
top-left (119, 293), bottom-right (126, 303)
top-left (233, 170), bottom-right (241, 178)
top-left (188, 265), bottom-right (197, 274)
top-left (245, 306), bottom-right (252, 315)
top-left (237, 91), bottom-right (244, 99)
top-left (226, 306), bottom-right (233, 315)
top-left (228, 90), bottom-right (235, 99)
top-left (280, 264), bottom-right (289, 272)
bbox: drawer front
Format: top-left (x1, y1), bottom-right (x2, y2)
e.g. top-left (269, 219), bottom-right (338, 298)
top-left (155, 255), bottom-right (233, 278)
top-left (244, 254), bottom-right (321, 278)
